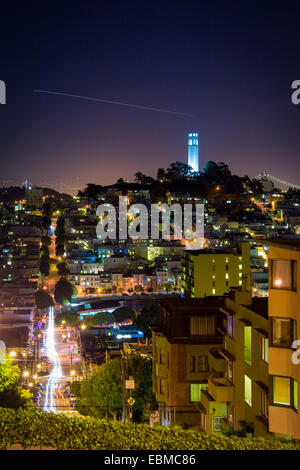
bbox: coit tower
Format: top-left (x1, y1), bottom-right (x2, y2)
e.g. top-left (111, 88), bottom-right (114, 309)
top-left (188, 132), bottom-right (199, 172)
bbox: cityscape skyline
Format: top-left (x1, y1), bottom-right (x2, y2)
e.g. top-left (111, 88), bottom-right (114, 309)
top-left (1, 2), bottom-right (300, 194)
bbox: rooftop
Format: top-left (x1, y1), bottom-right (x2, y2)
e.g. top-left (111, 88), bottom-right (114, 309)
top-left (259, 237), bottom-right (300, 252)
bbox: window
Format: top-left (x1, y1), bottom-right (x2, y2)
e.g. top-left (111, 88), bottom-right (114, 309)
top-left (244, 375), bottom-right (252, 406)
top-left (272, 318), bottom-right (296, 348)
top-left (198, 355), bottom-right (209, 372)
top-left (227, 403), bottom-right (235, 427)
top-left (160, 349), bottom-right (165, 364)
top-left (190, 383), bottom-right (208, 402)
top-left (244, 325), bottom-right (252, 365)
top-left (261, 391), bottom-right (269, 419)
top-left (160, 378), bottom-right (166, 395)
top-left (272, 376), bottom-right (298, 409)
top-left (227, 360), bottom-right (234, 383)
top-left (190, 355), bottom-right (196, 372)
top-left (214, 417), bottom-right (223, 432)
top-left (227, 314), bottom-right (234, 337)
top-left (271, 259), bottom-right (297, 290)
top-left (190, 316), bottom-right (216, 335)
top-left (261, 336), bottom-right (269, 363)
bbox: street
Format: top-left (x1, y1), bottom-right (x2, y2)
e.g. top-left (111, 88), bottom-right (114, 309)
top-left (39, 306), bottom-right (81, 415)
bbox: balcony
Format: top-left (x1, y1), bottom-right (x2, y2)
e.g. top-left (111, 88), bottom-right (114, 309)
top-left (208, 350), bottom-right (226, 373)
top-left (208, 376), bottom-right (234, 402)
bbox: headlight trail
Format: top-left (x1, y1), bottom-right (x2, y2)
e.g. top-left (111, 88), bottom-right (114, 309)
top-left (43, 306), bottom-right (62, 412)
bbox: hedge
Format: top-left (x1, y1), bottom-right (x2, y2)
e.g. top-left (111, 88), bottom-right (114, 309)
top-left (0, 408), bottom-right (300, 450)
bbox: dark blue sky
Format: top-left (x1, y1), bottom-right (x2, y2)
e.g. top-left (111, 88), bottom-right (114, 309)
top-left (1, 1), bottom-right (300, 193)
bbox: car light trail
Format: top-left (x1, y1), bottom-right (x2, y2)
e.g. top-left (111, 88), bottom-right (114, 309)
top-left (43, 306), bottom-right (62, 412)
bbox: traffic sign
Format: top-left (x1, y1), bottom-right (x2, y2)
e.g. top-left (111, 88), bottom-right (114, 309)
top-left (127, 397), bottom-right (135, 406)
top-left (125, 379), bottom-right (135, 390)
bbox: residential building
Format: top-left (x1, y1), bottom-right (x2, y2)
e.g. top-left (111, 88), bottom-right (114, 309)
top-left (199, 284), bottom-right (270, 436)
top-left (264, 238), bottom-right (300, 439)
top-left (182, 242), bottom-right (250, 298)
top-left (151, 297), bottom-right (225, 428)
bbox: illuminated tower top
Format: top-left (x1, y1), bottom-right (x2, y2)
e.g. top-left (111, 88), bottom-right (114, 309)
top-left (188, 132), bottom-right (199, 172)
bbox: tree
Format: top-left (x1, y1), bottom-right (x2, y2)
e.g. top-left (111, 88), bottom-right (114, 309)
top-left (56, 244), bottom-right (65, 257)
top-left (75, 359), bottom-right (123, 419)
top-left (35, 289), bottom-right (54, 310)
top-left (0, 362), bottom-right (33, 409)
top-left (56, 262), bottom-right (70, 276)
top-left (42, 203), bottom-right (52, 219)
top-left (86, 312), bottom-right (115, 327)
top-left (129, 356), bottom-right (153, 422)
top-left (113, 306), bottom-right (135, 323)
top-left (135, 285), bottom-right (144, 293)
top-left (41, 216), bottom-right (51, 232)
top-left (54, 278), bottom-right (74, 304)
top-left (164, 282), bottom-right (173, 293)
top-left (166, 161), bottom-right (193, 180)
top-left (40, 254), bottom-right (50, 277)
top-left (0, 362), bottom-right (20, 392)
top-left (54, 309), bottom-right (78, 327)
top-left (40, 246), bottom-right (49, 257)
top-left (135, 304), bottom-right (159, 338)
top-left (157, 168), bottom-right (166, 182)
top-left (41, 235), bottom-right (51, 246)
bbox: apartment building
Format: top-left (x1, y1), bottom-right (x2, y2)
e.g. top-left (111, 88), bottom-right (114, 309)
top-left (199, 284), bottom-right (270, 436)
top-left (151, 297), bottom-right (225, 428)
top-left (182, 242), bottom-right (250, 298)
top-left (265, 238), bottom-right (300, 439)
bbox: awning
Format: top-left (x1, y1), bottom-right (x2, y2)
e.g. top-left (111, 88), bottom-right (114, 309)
top-left (219, 307), bottom-right (235, 316)
top-left (255, 380), bottom-right (269, 394)
top-left (219, 348), bottom-right (235, 362)
top-left (254, 328), bottom-right (268, 337)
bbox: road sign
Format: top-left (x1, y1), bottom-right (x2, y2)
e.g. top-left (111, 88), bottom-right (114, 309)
top-left (127, 397), bottom-right (135, 406)
top-left (125, 379), bottom-right (135, 390)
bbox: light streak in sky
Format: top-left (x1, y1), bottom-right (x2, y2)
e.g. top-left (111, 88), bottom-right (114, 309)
top-left (43, 306), bottom-right (62, 413)
top-left (33, 89), bottom-right (194, 117)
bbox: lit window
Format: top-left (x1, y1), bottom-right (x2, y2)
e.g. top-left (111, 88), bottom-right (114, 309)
top-left (272, 318), bottom-right (296, 348)
top-left (261, 336), bottom-right (269, 363)
top-left (190, 383), bottom-right (208, 402)
top-left (271, 259), bottom-right (297, 290)
top-left (239, 264), bottom-right (243, 270)
top-left (245, 375), bottom-right (252, 406)
top-left (227, 315), bottom-right (234, 338)
top-left (244, 325), bottom-right (252, 365)
top-left (212, 289), bottom-right (216, 294)
top-left (272, 376), bottom-right (298, 409)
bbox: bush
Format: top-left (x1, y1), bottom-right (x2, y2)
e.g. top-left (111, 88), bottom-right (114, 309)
top-left (1, 408), bottom-right (300, 450)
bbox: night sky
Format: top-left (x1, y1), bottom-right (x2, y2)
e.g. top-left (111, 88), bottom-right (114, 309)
top-left (1, 1), bottom-right (300, 194)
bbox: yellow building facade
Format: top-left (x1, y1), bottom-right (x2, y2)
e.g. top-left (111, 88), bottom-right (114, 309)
top-left (182, 242), bottom-right (250, 298)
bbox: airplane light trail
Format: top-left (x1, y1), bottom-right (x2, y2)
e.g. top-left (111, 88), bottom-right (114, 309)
top-left (33, 89), bottom-right (194, 117)
top-left (43, 306), bottom-right (62, 413)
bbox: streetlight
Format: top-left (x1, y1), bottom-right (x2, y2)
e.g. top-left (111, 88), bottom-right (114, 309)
top-left (23, 370), bottom-right (30, 378)
top-left (9, 351), bottom-right (16, 358)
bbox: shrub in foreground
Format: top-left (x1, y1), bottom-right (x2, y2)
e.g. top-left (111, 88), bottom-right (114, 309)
top-left (0, 408), bottom-right (299, 450)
